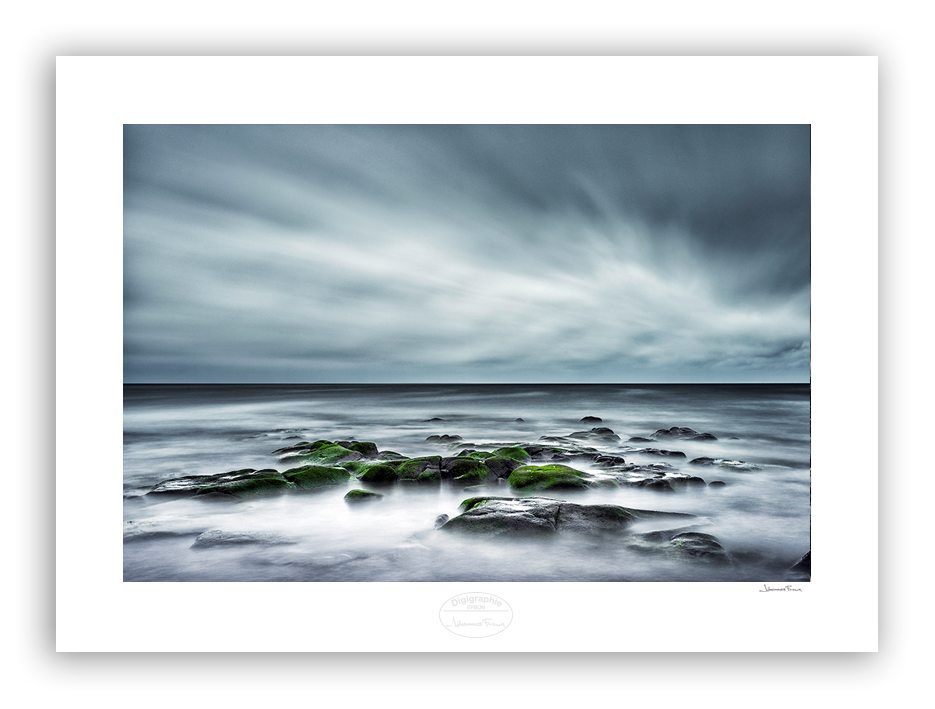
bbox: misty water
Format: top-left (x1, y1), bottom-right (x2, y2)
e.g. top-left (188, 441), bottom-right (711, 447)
top-left (123, 384), bottom-right (810, 582)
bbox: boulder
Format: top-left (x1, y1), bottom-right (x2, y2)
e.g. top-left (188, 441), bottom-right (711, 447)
top-left (667, 475), bottom-right (707, 489)
top-left (483, 455), bottom-right (524, 479)
top-left (442, 457), bottom-right (493, 486)
top-left (426, 434), bottom-right (462, 443)
top-left (668, 532), bottom-right (731, 563)
top-left (508, 464), bottom-right (591, 491)
top-left (580, 416), bottom-right (603, 423)
top-left (359, 464), bottom-right (399, 485)
top-left (652, 426), bottom-right (718, 442)
top-left (348, 441), bottom-right (379, 458)
top-left (490, 446), bottom-right (531, 463)
top-left (568, 427), bottom-right (621, 443)
top-left (147, 469), bottom-right (294, 499)
top-left (392, 456), bottom-right (442, 480)
top-left (628, 447), bottom-right (687, 458)
top-left (344, 489), bottom-right (384, 503)
top-left (440, 496), bottom-right (695, 537)
top-left (282, 465), bottom-right (351, 489)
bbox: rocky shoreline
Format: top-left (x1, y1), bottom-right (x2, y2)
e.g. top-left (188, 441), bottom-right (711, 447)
top-left (128, 421), bottom-right (809, 581)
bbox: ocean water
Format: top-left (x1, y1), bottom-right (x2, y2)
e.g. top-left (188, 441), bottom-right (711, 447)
top-left (123, 383), bottom-right (810, 582)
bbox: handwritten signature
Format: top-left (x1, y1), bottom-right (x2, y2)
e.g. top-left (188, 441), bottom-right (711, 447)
top-left (759, 584), bottom-right (803, 592)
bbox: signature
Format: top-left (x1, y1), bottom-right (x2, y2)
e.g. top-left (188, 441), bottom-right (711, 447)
top-left (759, 584), bottom-right (803, 592)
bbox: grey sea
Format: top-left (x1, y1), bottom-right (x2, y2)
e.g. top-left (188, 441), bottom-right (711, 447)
top-left (123, 383), bottom-right (810, 582)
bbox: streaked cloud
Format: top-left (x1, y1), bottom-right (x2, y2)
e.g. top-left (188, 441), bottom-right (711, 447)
top-left (124, 124), bottom-right (810, 382)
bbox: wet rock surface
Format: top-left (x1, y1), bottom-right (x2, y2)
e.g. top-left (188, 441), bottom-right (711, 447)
top-left (440, 496), bottom-right (698, 540)
top-left (652, 426), bottom-right (719, 442)
top-left (191, 529), bottom-right (297, 549)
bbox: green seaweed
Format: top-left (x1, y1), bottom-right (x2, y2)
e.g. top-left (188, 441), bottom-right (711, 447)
top-left (508, 464), bottom-right (590, 491)
top-left (282, 465), bottom-right (351, 489)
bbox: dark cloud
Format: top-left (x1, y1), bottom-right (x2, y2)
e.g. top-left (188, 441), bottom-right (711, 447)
top-left (123, 124), bottom-right (810, 383)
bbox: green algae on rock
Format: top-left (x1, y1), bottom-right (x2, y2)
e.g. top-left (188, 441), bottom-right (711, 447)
top-left (441, 496), bottom-right (698, 538)
top-left (282, 465), bottom-right (352, 489)
top-left (508, 463), bottom-right (590, 491)
top-left (344, 488), bottom-right (385, 503)
top-left (444, 457), bottom-right (492, 486)
top-left (359, 463), bottom-right (399, 485)
top-left (491, 446), bottom-right (531, 463)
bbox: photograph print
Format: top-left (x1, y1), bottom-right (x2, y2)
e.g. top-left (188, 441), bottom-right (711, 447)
top-left (122, 124), bottom-right (811, 583)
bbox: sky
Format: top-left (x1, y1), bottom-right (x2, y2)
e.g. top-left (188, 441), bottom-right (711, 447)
top-left (123, 124), bottom-right (810, 383)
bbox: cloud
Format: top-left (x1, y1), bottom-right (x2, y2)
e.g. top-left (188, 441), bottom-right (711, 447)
top-left (123, 124), bottom-right (810, 382)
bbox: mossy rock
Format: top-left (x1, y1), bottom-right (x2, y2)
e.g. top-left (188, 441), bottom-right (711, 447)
top-left (153, 468), bottom-right (288, 498)
top-left (483, 455), bottom-right (524, 479)
top-left (344, 489), bottom-right (384, 503)
top-left (446, 457), bottom-right (492, 486)
top-left (417, 470), bottom-right (441, 484)
top-left (303, 443), bottom-right (362, 466)
top-left (395, 456), bottom-right (442, 480)
top-left (359, 463), bottom-right (399, 485)
top-left (282, 465), bottom-right (351, 489)
top-left (508, 464), bottom-right (590, 491)
top-left (208, 476), bottom-right (296, 497)
top-left (491, 446), bottom-right (531, 463)
top-left (457, 450), bottom-right (494, 460)
top-left (339, 460), bottom-right (371, 477)
top-left (348, 441), bottom-right (379, 457)
top-left (379, 451), bottom-right (408, 461)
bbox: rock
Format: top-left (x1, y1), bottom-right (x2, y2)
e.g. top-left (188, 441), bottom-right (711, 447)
top-left (148, 469), bottom-right (295, 499)
top-left (652, 426), bottom-right (718, 442)
top-left (508, 464), bottom-right (591, 491)
top-left (209, 476), bottom-right (295, 497)
top-left (667, 476), bottom-right (707, 489)
top-left (568, 427), bottom-right (621, 443)
top-left (708, 480), bottom-right (727, 487)
top-left (628, 447), bottom-right (687, 458)
top-left (359, 464), bottom-right (399, 485)
top-left (594, 454), bottom-right (627, 468)
top-left (483, 455), bottom-right (524, 479)
top-left (344, 489), bottom-right (384, 503)
top-left (417, 470), bottom-right (442, 484)
top-left (271, 441), bottom-right (317, 455)
top-left (690, 457), bottom-right (718, 466)
top-left (515, 418), bottom-right (525, 422)
top-left (633, 478), bottom-right (675, 493)
top-left (440, 496), bottom-right (695, 537)
top-left (378, 451), bottom-right (408, 461)
top-left (490, 446), bottom-right (531, 463)
top-left (522, 445), bottom-right (554, 460)
top-left (442, 457), bottom-right (493, 486)
top-left (191, 529), bottom-right (297, 549)
top-left (282, 465), bottom-right (351, 489)
top-left (628, 436), bottom-right (653, 443)
top-left (422, 417), bottom-right (445, 422)
top-left (580, 416), bottom-right (603, 423)
top-left (668, 532), bottom-right (731, 563)
top-left (434, 514), bottom-right (450, 528)
top-left (787, 551), bottom-right (811, 581)
top-left (348, 441), bottom-right (379, 458)
top-left (426, 434), bottom-right (462, 443)
top-left (457, 449), bottom-right (494, 460)
top-left (392, 456), bottom-right (442, 480)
